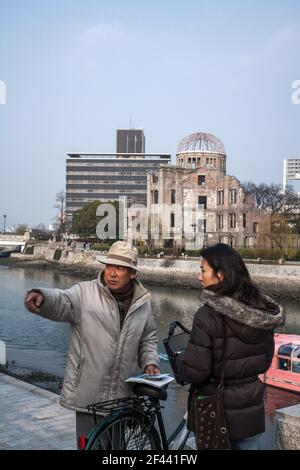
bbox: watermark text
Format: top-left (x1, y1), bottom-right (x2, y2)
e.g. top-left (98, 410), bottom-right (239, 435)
top-left (0, 80), bottom-right (6, 104)
top-left (95, 198), bottom-right (205, 250)
top-left (291, 80), bottom-right (300, 105)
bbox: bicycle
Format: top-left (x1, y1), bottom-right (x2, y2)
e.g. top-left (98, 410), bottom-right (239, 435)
top-left (82, 321), bottom-right (192, 451)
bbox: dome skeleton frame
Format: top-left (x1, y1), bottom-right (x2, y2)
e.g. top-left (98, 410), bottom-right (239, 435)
top-left (177, 132), bottom-right (226, 155)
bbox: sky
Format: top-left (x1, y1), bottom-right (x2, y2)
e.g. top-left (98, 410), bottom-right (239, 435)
top-left (0, 0), bottom-right (300, 228)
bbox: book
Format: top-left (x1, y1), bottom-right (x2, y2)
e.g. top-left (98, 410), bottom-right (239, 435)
top-left (125, 373), bottom-right (175, 389)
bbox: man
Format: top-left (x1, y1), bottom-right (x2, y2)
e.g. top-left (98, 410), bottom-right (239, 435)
top-left (24, 241), bottom-right (160, 444)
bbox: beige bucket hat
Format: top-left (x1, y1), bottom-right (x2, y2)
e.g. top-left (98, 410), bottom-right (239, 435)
top-left (97, 241), bottom-right (139, 272)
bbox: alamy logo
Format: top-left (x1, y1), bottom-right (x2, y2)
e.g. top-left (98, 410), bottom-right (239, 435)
top-left (0, 80), bottom-right (6, 104)
top-left (291, 80), bottom-right (300, 105)
top-left (95, 197), bottom-right (206, 250)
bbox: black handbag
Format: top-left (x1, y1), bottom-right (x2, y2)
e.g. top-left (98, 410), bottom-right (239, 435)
top-left (192, 318), bottom-right (231, 450)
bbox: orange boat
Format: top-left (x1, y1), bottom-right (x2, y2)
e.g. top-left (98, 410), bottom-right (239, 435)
top-left (260, 333), bottom-right (300, 393)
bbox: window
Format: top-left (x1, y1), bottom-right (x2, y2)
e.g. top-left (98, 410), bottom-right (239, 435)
top-left (198, 219), bottom-right (206, 233)
top-left (217, 190), bottom-right (224, 205)
top-left (164, 239), bottom-right (173, 248)
top-left (152, 190), bottom-right (158, 204)
top-left (229, 213), bottom-right (236, 228)
top-left (152, 174), bottom-right (158, 183)
top-left (243, 212), bottom-right (247, 228)
top-left (170, 213), bottom-right (175, 228)
top-left (292, 360), bottom-right (300, 374)
top-left (171, 189), bottom-right (176, 204)
top-left (278, 345), bottom-right (300, 373)
top-left (217, 214), bottom-right (223, 229)
top-left (198, 175), bottom-right (206, 186)
top-left (229, 189), bottom-right (237, 204)
top-left (198, 195), bottom-right (207, 209)
top-left (253, 222), bottom-right (258, 233)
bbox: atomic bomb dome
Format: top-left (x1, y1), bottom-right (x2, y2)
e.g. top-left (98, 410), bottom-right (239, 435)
top-left (176, 132), bottom-right (227, 175)
top-left (147, 129), bottom-right (268, 252)
top-left (177, 132), bottom-right (226, 155)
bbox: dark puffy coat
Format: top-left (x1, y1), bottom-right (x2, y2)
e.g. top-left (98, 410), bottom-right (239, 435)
top-left (175, 290), bottom-right (284, 440)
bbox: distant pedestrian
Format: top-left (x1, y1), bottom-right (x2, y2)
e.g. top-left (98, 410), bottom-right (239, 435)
top-left (175, 243), bottom-right (284, 450)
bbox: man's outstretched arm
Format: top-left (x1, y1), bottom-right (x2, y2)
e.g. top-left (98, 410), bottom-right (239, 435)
top-left (24, 284), bottom-right (81, 324)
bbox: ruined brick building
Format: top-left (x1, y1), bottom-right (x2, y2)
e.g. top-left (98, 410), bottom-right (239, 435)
top-left (147, 132), bottom-right (268, 249)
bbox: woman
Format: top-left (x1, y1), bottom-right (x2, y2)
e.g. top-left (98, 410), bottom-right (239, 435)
top-left (175, 244), bottom-right (284, 450)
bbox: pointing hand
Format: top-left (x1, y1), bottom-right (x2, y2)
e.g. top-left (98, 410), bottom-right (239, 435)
top-left (24, 291), bottom-right (45, 313)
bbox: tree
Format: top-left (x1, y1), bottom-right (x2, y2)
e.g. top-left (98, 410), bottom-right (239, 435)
top-left (242, 182), bottom-right (300, 257)
top-left (35, 223), bottom-right (47, 231)
top-left (54, 190), bottom-right (66, 240)
top-left (242, 182), bottom-right (300, 218)
top-left (15, 224), bottom-right (28, 235)
top-left (72, 200), bottom-right (120, 239)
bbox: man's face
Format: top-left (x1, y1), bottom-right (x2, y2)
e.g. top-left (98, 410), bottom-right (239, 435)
top-left (104, 264), bottom-right (135, 291)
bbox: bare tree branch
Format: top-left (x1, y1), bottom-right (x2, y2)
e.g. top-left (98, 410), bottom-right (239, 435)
top-left (54, 190), bottom-right (66, 239)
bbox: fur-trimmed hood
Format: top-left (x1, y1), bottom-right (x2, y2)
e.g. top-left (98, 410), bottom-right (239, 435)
top-left (201, 290), bottom-right (284, 342)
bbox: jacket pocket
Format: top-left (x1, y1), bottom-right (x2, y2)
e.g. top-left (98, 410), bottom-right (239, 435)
top-left (75, 357), bottom-right (85, 387)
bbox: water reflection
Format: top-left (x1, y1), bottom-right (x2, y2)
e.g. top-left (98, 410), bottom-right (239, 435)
top-left (0, 266), bottom-right (73, 375)
top-left (278, 299), bottom-right (300, 334)
top-left (150, 285), bottom-right (300, 340)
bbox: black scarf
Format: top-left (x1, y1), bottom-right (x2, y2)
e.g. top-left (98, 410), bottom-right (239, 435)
top-left (110, 280), bottom-right (135, 328)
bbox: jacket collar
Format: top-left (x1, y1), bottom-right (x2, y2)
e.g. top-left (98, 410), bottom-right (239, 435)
top-left (201, 289), bottom-right (284, 331)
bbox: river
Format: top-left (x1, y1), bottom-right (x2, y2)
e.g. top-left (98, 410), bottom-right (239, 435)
top-left (0, 264), bottom-right (299, 449)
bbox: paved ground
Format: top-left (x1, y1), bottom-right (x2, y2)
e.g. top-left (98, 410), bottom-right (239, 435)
top-left (0, 372), bottom-right (76, 449)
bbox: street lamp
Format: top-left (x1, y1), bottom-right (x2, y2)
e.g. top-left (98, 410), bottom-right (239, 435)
top-left (3, 214), bottom-right (6, 234)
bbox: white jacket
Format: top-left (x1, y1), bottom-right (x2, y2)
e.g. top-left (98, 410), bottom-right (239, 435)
top-left (32, 272), bottom-right (159, 412)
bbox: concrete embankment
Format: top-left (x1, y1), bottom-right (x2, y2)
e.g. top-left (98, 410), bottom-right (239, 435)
top-left (276, 405), bottom-right (300, 450)
top-left (8, 244), bottom-right (300, 298)
top-left (136, 259), bottom-right (300, 298)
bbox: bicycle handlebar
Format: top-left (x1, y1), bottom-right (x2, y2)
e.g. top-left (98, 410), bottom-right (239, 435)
top-left (167, 320), bottom-right (191, 339)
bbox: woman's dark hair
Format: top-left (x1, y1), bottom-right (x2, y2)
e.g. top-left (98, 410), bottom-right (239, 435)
top-left (201, 243), bottom-right (263, 305)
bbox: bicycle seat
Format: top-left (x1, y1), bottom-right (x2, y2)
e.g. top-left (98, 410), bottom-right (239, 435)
top-left (133, 383), bottom-right (168, 401)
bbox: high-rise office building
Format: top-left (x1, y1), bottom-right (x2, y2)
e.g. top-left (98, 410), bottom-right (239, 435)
top-left (283, 158), bottom-right (300, 191)
top-left (65, 129), bottom-right (170, 223)
top-left (65, 152), bottom-right (171, 223)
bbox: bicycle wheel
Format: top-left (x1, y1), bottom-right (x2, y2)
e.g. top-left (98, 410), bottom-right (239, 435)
top-left (85, 409), bottom-right (161, 450)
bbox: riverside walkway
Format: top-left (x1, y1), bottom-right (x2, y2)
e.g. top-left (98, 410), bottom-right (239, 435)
top-left (0, 372), bottom-right (76, 449)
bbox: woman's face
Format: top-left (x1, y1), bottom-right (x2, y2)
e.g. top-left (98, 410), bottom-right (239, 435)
top-left (199, 258), bottom-right (223, 288)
